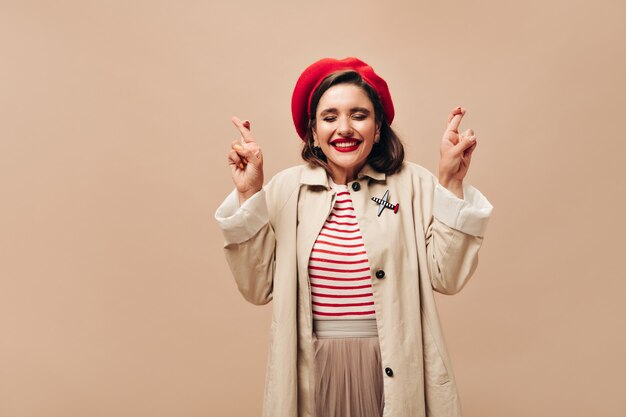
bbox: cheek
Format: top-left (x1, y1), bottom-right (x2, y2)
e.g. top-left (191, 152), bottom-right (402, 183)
top-left (356, 121), bottom-right (375, 136)
top-left (318, 128), bottom-right (334, 142)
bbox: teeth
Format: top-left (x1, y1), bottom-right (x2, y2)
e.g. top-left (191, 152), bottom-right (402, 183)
top-left (334, 141), bottom-right (358, 148)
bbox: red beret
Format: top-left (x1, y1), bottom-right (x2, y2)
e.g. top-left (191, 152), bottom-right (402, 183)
top-left (291, 57), bottom-right (395, 141)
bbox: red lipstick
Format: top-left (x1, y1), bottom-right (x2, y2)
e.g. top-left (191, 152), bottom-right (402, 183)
top-left (330, 138), bottom-right (361, 153)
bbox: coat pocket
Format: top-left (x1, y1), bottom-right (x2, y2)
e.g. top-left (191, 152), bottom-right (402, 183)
top-left (422, 318), bottom-right (450, 386)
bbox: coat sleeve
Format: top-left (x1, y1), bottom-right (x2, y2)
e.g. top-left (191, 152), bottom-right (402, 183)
top-left (425, 180), bottom-right (493, 295)
top-left (215, 188), bottom-right (275, 305)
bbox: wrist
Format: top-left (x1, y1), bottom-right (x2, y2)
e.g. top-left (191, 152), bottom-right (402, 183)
top-left (438, 177), bottom-right (464, 199)
top-left (238, 188), bottom-right (261, 206)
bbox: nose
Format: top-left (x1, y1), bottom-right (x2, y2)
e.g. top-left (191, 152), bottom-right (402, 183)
top-left (336, 116), bottom-right (354, 137)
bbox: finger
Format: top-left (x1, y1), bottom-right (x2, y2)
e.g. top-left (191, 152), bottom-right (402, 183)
top-left (464, 139), bottom-right (477, 156)
top-left (233, 144), bottom-right (249, 165)
top-left (446, 107), bottom-right (466, 134)
top-left (242, 143), bottom-right (264, 163)
top-left (231, 116), bottom-right (255, 143)
top-left (464, 141), bottom-right (477, 165)
top-left (233, 138), bottom-right (257, 167)
top-left (447, 106), bottom-right (462, 124)
top-left (462, 128), bottom-right (474, 137)
top-left (233, 142), bottom-right (259, 163)
top-left (232, 135), bottom-right (261, 161)
top-left (454, 135), bottom-right (477, 156)
top-left (228, 149), bottom-right (245, 170)
top-left (464, 136), bottom-right (478, 155)
top-left (230, 139), bottom-right (249, 167)
top-left (251, 146), bottom-right (262, 161)
top-left (241, 121), bottom-right (252, 146)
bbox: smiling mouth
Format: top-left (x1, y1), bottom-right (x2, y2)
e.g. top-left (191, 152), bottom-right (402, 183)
top-left (334, 141), bottom-right (359, 148)
top-left (330, 138), bottom-right (362, 152)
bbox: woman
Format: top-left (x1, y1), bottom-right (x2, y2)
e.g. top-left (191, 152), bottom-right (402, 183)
top-left (215, 57), bottom-right (493, 417)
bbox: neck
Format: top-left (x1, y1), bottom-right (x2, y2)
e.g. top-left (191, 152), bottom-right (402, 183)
top-left (329, 163), bottom-right (364, 185)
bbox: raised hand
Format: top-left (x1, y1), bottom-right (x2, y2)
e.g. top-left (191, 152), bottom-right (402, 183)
top-left (438, 106), bottom-right (478, 198)
top-left (228, 116), bottom-right (264, 204)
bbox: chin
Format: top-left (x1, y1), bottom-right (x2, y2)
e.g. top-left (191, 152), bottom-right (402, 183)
top-left (328, 156), bottom-right (367, 172)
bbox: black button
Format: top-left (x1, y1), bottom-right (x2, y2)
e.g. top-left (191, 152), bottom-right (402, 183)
top-left (351, 182), bottom-right (361, 191)
top-left (376, 270), bottom-right (385, 279)
top-left (385, 367), bottom-right (394, 377)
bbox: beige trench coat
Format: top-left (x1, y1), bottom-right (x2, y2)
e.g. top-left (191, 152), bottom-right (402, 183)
top-left (216, 162), bottom-right (493, 417)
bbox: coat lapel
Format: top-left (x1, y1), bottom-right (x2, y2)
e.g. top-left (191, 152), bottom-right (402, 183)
top-left (296, 164), bottom-right (334, 322)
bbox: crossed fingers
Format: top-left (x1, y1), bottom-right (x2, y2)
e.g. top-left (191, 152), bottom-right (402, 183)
top-left (445, 106), bottom-right (477, 154)
top-left (230, 116), bottom-right (262, 170)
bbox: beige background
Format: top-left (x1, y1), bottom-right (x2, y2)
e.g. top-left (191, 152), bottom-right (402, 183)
top-left (1, 0), bottom-right (625, 416)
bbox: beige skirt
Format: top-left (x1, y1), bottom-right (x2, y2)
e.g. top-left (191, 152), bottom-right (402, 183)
top-left (313, 319), bottom-right (384, 417)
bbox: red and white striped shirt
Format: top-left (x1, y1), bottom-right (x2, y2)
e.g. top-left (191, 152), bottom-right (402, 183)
top-left (308, 182), bottom-right (376, 320)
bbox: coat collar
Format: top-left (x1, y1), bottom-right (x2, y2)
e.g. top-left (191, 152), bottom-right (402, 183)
top-left (299, 163), bottom-right (386, 189)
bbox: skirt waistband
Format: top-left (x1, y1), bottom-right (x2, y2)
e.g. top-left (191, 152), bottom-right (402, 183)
top-left (313, 319), bottom-right (378, 338)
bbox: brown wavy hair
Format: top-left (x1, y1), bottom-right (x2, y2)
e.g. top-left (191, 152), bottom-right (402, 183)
top-left (301, 70), bottom-right (405, 175)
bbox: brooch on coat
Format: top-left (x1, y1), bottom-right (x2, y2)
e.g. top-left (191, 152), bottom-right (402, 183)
top-left (371, 190), bottom-right (399, 216)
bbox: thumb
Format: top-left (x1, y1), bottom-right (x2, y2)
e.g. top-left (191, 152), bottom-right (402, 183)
top-left (233, 143), bottom-right (252, 159)
top-left (454, 135), bottom-right (477, 156)
top-left (464, 141), bottom-right (477, 163)
top-left (234, 143), bottom-right (261, 163)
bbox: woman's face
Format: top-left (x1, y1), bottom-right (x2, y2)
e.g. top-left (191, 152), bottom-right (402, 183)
top-left (313, 83), bottom-right (380, 184)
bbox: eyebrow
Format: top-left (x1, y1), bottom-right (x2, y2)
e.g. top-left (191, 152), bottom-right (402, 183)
top-left (319, 107), bottom-right (371, 116)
